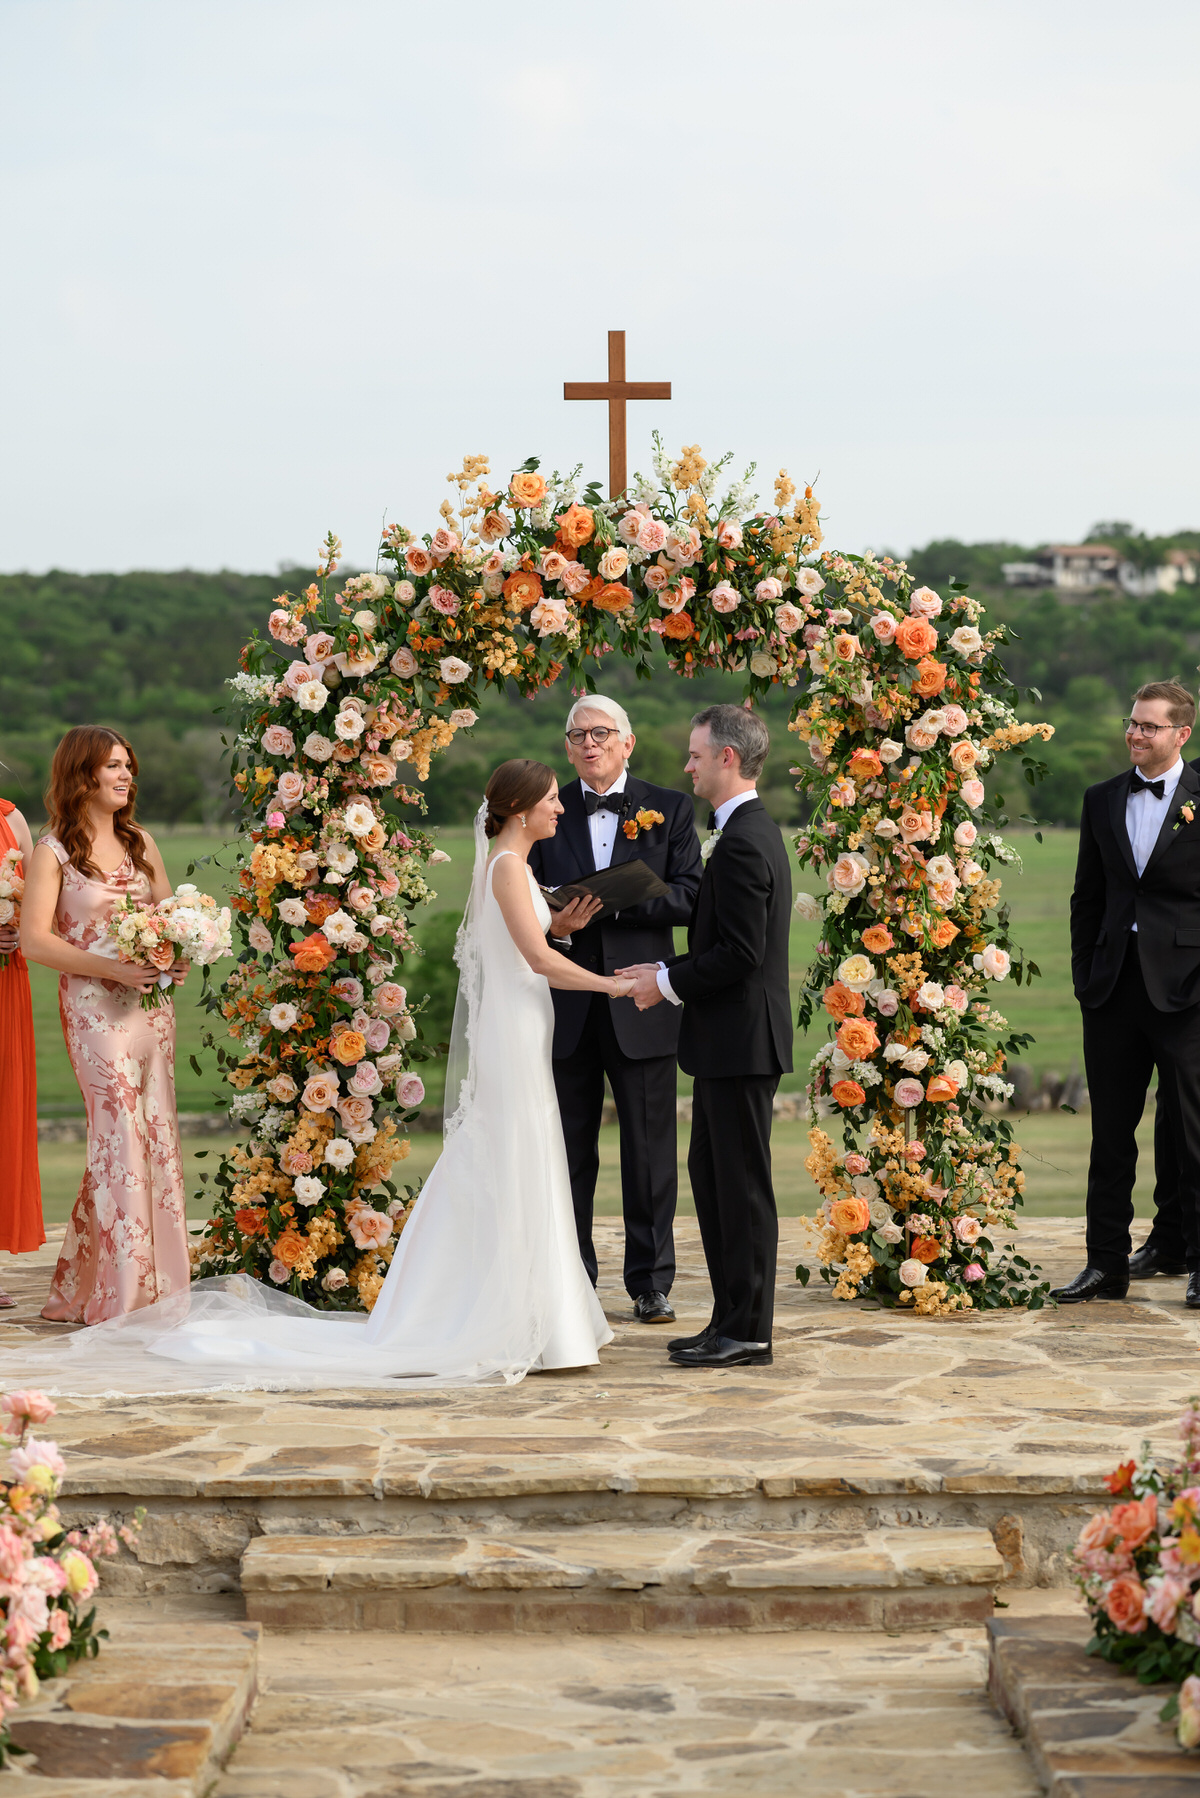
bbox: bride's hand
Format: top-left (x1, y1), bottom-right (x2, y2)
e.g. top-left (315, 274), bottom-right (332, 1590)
top-left (607, 976), bottom-right (634, 999)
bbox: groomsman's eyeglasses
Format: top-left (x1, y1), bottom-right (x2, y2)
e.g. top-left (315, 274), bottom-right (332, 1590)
top-left (566, 727), bottom-right (620, 744)
top-left (1124, 718), bottom-right (1179, 738)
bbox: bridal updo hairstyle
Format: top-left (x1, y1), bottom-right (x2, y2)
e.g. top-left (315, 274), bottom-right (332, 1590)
top-left (484, 760), bottom-right (556, 838)
top-left (45, 726), bottom-right (154, 880)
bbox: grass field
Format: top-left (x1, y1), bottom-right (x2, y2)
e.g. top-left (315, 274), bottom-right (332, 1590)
top-left (29, 819), bottom-right (1138, 1235)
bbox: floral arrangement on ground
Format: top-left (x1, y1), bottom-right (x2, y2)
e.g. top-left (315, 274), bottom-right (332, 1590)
top-left (193, 440), bottom-right (1051, 1315)
top-left (1074, 1400), bottom-right (1200, 1750)
top-left (0, 1389), bottom-right (139, 1764)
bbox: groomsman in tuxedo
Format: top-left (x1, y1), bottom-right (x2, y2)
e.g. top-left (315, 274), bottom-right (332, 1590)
top-left (1057, 680), bottom-right (1200, 1306)
top-left (620, 705), bottom-right (793, 1367)
top-left (527, 696), bottom-right (703, 1322)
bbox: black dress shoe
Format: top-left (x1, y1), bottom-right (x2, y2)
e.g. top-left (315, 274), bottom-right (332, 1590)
top-left (1187, 1272), bottom-right (1200, 1310)
top-left (1129, 1242), bottom-right (1188, 1279)
top-left (632, 1292), bottom-right (676, 1324)
top-left (1050, 1265), bottom-right (1130, 1303)
top-left (667, 1325), bottom-right (716, 1353)
top-left (669, 1336), bottom-right (772, 1368)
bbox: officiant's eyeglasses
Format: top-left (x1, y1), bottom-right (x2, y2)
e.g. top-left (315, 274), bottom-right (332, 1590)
top-left (566, 727), bottom-right (620, 745)
top-left (1124, 718), bottom-right (1178, 738)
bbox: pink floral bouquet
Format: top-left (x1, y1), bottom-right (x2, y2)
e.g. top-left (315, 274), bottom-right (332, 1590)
top-left (1074, 1400), bottom-right (1200, 1746)
top-left (0, 849), bottom-right (22, 972)
top-left (0, 1389), bottom-right (139, 1765)
top-left (107, 885), bottom-right (232, 1009)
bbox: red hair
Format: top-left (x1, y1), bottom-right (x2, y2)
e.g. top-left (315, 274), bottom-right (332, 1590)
top-left (44, 727), bottom-right (153, 881)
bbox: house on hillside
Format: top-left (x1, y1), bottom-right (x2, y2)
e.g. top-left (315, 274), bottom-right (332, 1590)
top-left (1002, 543), bottom-right (1198, 597)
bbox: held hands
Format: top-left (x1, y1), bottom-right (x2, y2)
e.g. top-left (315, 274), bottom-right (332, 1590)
top-left (615, 963), bottom-right (665, 1011)
top-left (551, 893), bottom-right (604, 936)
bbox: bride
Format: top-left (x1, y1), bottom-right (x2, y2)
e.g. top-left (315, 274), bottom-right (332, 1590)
top-left (5, 760), bottom-right (632, 1393)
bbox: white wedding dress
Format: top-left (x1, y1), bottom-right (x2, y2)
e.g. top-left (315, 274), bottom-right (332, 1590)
top-left (2, 830), bottom-right (611, 1394)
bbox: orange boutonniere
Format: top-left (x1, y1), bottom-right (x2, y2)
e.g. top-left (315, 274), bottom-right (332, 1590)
top-left (1175, 802), bottom-right (1195, 832)
top-left (622, 808), bottom-right (665, 840)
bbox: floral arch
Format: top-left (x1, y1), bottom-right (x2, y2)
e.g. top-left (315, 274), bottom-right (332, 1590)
top-left (193, 444), bottom-right (1053, 1316)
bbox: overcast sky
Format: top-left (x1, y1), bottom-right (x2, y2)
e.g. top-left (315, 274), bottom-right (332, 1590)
top-left (2, 0), bottom-right (1197, 574)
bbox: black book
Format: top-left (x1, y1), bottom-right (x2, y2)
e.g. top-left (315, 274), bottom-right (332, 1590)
top-left (540, 859), bottom-right (670, 921)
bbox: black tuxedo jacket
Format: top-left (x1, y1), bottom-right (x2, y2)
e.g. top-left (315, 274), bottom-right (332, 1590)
top-left (666, 797), bottom-right (794, 1079)
top-left (1071, 760), bottom-right (1200, 1012)
top-left (528, 775), bottom-right (703, 1061)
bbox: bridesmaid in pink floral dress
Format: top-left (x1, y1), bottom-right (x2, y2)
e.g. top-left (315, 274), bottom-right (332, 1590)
top-left (23, 728), bottom-right (191, 1324)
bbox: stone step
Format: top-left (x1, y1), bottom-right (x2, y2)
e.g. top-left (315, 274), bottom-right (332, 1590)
top-left (242, 1524), bottom-right (1004, 1634)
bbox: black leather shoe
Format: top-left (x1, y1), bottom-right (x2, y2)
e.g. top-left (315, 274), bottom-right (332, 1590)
top-left (1129, 1242), bottom-right (1188, 1279)
top-left (667, 1325), bottom-right (716, 1353)
top-left (1186, 1272), bottom-right (1200, 1310)
top-left (669, 1336), bottom-right (772, 1368)
top-left (1050, 1265), bottom-right (1130, 1303)
top-left (632, 1292), bottom-right (676, 1324)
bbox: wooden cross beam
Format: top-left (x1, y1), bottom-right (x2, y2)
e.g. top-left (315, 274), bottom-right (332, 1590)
top-left (564, 330), bottom-right (671, 499)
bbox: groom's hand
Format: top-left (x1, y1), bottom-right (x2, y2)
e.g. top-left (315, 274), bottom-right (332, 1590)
top-left (615, 963), bottom-right (664, 1011)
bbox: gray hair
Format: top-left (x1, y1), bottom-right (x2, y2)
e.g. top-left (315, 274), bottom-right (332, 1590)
top-left (565, 693), bottom-right (633, 740)
top-left (692, 704), bottom-right (770, 780)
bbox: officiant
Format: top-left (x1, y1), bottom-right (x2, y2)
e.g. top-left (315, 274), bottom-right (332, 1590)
top-left (528, 696), bottom-right (703, 1323)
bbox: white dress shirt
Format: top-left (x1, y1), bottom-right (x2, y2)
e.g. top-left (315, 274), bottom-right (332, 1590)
top-left (1126, 759), bottom-right (1183, 899)
top-left (656, 788), bottom-right (758, 1005)
top-left (585, 767), bottom-right (628, 872)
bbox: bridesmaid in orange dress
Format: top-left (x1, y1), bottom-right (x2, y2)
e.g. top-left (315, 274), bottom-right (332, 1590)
top-left (22, 728), bottom-right (192, 1324)
top-left (0, 798), bottom-right (45, 1299)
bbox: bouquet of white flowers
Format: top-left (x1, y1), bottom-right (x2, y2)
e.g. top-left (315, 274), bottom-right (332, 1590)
top-left (107, 884), bottom-right (232, 1009)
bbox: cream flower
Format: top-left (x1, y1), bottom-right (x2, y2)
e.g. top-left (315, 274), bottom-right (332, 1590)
top-left (321, 909), bottom-right (359, 946)
top-left (268, 1003), bottom-right (298, 1030)
top-left (439, 656), bottom-right (471, 684)
top-left (827, 852), bottom-right (870, 897)
top-left (295, 680), bottom-right (330, 713)
top-left (323, 1137), bottom-right (355, 1169)
top-left (878, 739), bottom-right (904, 764)
top-left (794, 567), bottom-right (824, 596)
top-left (293, 1175), bottom-right (325, 1206)
top-left (836, 954), bottom-right (875, 992)
top-left (793, 892), bottom-right (821, 921)
top-left (343, 802), bottom-right (376, 840)
top-left (303, 732), bottom-right (334, 763)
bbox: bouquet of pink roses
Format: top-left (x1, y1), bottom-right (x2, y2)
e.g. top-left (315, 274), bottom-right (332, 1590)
top-left (107, 884), bottom-right (232, 1009)
top-left (1074, 1398), bottom-right (1200, 1747)
top-left (0, 848), bottom-right (22, 972)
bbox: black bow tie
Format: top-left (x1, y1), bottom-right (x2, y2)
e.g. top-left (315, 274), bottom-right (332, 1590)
top-left (707, 812), bottom-right (718, 831)
top-left (1131, 773), bottom-right (1166, 800)
top-left (583, 789), bottom-right (624, 816)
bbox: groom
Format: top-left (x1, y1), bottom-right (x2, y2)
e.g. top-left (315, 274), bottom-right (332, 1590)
top-left (620, 705), bottom-right (793, 1367)
top-left (1056, 679), bottom-right (1200, 1307)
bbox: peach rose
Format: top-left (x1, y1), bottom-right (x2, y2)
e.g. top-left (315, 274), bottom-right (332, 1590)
top-left (776, 603), bottom-right (805, 636)
top-left (261, 725), bottom-right (296, 756)
top-left (898, 807), bottom-right (934, 844)
top-left (372, 982), bottom-right (407, 1015)
top-left (510, 471), bottom-right (548, 509)
top-left (960, 777), bottom-right (986, 808)
top-left (711, 580), bottom-right (739, 613)
top-left (1103, 1575), bottom-right (1148, 1634)
top-left (912, 657), bottom-right (947, 697)
top-left (940, 704), bottom-right (969, 736)
top-left (827, 851), bottom-right (870, 896)
top-left (639, 518), bottom-right (668, 553)
top-left (716, 519), bottom-right (743, 549)
top-left (266, 1074), bottom-right (299, 1103)
top-left (556, 503), bottom-right (595, 548)
top-left (405, 544), bottom-right (435, 577)
top-left (272, 1229), bottom-right (309, 1269)
top-left (301, 1072), bottom-right (339, 1113)
top-left (949, 739), bottom-right (978, 772)
top-left (823, 981), bottom-right (866, 1021)
top-left (503, 569), bottom-right (543, 610)
top-left (145, 940), bottom-right (175, 971)
top-left (337, 1094), bottom-right (374, 1128)
top-left (480, 510), bottom-right (511, 542)
top-left (279, 1147), bottom-right (314, 1177)
top-left (925, 1074), bottom-right (959, 1103)
top-left (836, 1017), bottom-right (880, 1061)
top-left (348, 1206), bottom-right (394, 1251)
top-left (830, 1079), bottom-right (866, 1110)
top-left (848, 749), bottom-right (884, 780)
top-left (390, 646), bottom-right (418, 679)
top-left (829, 1194), bottom-right (872, 1233)
top-left (831, 631), bottom-right (859, 661)
top-left (861, 925), bottom-right (894, 954)
top-left (870, 612), bottom-right (898, 644)
top-left (643, 564), bottom-right (670, 592)
top-left (909, 586), bottom-right (942, 618)
top-left (598, 547), bottom-right (629, 581)
top-left (360, 753), bottom-right (398, 788)
top-left (362, 823), bottom-right (387, 851)
top-left (560, 561), bottom-right (592, 596)
top-left (894, 616), bottom-right (939, 660)
top-left (594, 582), bottom-right (634, 615)
top-left (617, 509), bottom-right (645, 544)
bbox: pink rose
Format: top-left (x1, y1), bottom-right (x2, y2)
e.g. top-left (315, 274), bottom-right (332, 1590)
top-left (1, 1391), bottom-right (55, 1427)
top-left (283, 657), bottom-right (314, 693)
top-left (617, 509), bottom-right (645, 545)
top-left (268, 1259), bottom-right (290, 1284)
top-left (261, 725), bottom-right (296, 757)
top-left (755, 577), bottom-right (784, 603)
top-left (953, 1215), bottom-right (982, 1244)
top-left (372, 981), bottom-right (407, 1014)
top-left (247, 918), bottom-right (273, 954)
top-left (390, 646), bottom-right (418, 678)
top-left (347, 885), bottom-right (376, 913)
top-left (942, 984), bottom-right (969, 1013)
top-left (331, 976), bottom-right (364, 1003)
top-left (269, 608), bottom-right (306, 645)
top-left (976, 944), bottom-right (1011, 980)
top-left (305, 631), bottom-right (336, 664)
top-left (279, 1147), bottom-right (313, 1177)
top-left (870, 612), bottom-right (898, 644)
top-left (429, 526), bottom-right (460, 563)
top-left (826, 852), bottom-right (870, 896)
top-left (910, 586), bottom-right (942, 618)
top-left (962, 1262), bottom-right (985, 1282)
top-left (276, 770), bottom-right (305, 809)
top-left (1103, 1576), bottom-right (1148, 1634)
top-left (711, 581), bottom-right (739, 613)
top-left (302, 1073), bottom-right (340, 1113)
top-left (349, 1060), bottom-right (383, 1096)
top-left (266, 810), bottom-right (286, 829)
top-left (874, 990), bottom-right (899, 1017)
top-left (639, 518), bottom-right (667, 554)
top-left (348, 1207), bottom-right (394, 1251)
top-left (843, 1153), bottom-right (870, 1176)
top-left (337, 1094), bottom-right (374, 1129)
top-left (894, 1078), bottom-right (925, 1109)
top-left (775, 602), bottom-right (805, 635)
top-left (397, 1074), bottom-right (425, 1107)
top-left (953, 820), bottom-right (978, 848)
top-left (429, 585), bottom-right (460, 616)
top-left (560, 561), bottom-right (592, 596)
top-left (364, 1017), bottom-right (391, 1053)
top-left (940, 704), bottom-right (969, 736)
top-left (449, 708), bottom-right (477, 729)
top-left (716, 519), bottom-right (743, 549)
top-left (643, 564), bottom-right (670, 592)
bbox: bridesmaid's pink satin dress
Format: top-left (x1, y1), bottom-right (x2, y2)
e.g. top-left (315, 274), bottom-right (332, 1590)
top-left (40, 835), bottom-right (189, 1323)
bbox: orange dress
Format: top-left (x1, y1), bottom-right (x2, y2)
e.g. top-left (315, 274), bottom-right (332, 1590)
top-left (0, 800), bottom-right (44, 1254)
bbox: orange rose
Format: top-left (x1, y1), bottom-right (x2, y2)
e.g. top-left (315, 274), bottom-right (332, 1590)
top-left (146, 941), bottom-right (175, 971)
top-left (362, 823), bottom-right (387, 852)
top-left (930, 919), bottom-right (960, 948)
top-left (662, 610), bottom-right (694, 639)
top-left (331, 1030), bottom-right (366, 1065)
top-left (949, 740), bottom-right (978, 772)
top-left (910, 1236), bottom-right (941, 1264)
top-left (1110, 1494), bottom-right (1159, 1553)
top-left (289, 932), bottom-right (336, 973)
top-left (823, 981), bottom-right (866, 1021)
top-left (305, 892), bottom-right (341, 926)
top-left (848, 748), bottom-right (884, 780)
top-left (836, 1017), bottom-right (880, 1061)
top-left (503, 569), bottom-right (544, 610)
top-left (233, 1206), bottom-right (268, 1238)
top-left (1103, 1575), bottom-right (1148, 1634)
top-left (592, 582), bottom-right (634, 615)
top-left (894, 616), bottom-right (939, 659)
top-left (830, 1079), bottom-right (866, 1109)
top-left (272, 1229), bottom-right (308, 1269)
top-left (556, 503), bottom-right (595, 548)
top-left (925, 1074), bottom-right (959, 1103)
top-left (509, 472), bottom-right (548, 509)
top-left (861, 924), bottom-right (894, 953)
top-left (829, 1194), bottom-right (872, 1234)
top-left (912, 657), bottom-right (947, 697)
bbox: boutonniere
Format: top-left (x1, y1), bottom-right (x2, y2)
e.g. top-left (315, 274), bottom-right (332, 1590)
top-left (622, 808), bottom-right (664, 841)
top-left (701, 830), bottom-right (722, 863)
top-left (1174, 802), bottom-right (1195, 832)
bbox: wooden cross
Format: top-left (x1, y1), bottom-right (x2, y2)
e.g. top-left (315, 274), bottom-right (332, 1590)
top-left (564, 330), bottom-right (671, 499)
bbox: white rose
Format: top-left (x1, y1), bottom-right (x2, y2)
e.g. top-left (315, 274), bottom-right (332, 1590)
top-left (323, 1138), bottom-right (355, 1169)
top-left (879, 1222), bottom-right (904, 1244)
top-left (794, 567), bottom-right (824, 596)
top-left (878, 740), bottom-right (904, 764)
top-left (334, 708), bottom-right (366, 742)
top-left (296, 680), bottom-right (330, 713)
top-left (303, 732), bottom-right (335, 762)
top-left (293, 1175), bottom-right (325, 1205)
top-left (873, 819), bottom-right (900, 839)
top-left (268, 1003), bottom-right (299, 1030)
top-left (321, 910), bottom-right (358, 946)
top-left (950, 626), bottom-right (983, 656)
top-left (749, 651), bottom-right (777, 679)
top-left (343, 802), bottom-right (376, 839)
top-left (352, 609), bottom-right (377, 634)
top-left (276, 899), bottom-right (307, 927)
top-left (945, 1059), bottom-right (970, 1087)
top-left (439, 657), bottom-right (471, 684)
top-left (901, 1049), bottom-right (930, 1073)
top-left (899, 1258), bottom-right (928, 1287)
top-left (793, 892), bottom-right (821, 921)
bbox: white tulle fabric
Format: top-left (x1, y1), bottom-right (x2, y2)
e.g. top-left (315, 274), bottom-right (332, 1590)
top-left (5, 846), bottom-right (611, 1394)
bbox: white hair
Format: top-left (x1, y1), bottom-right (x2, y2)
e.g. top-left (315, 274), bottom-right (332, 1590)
top-left (565, 694), bottom-right (633, 741)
